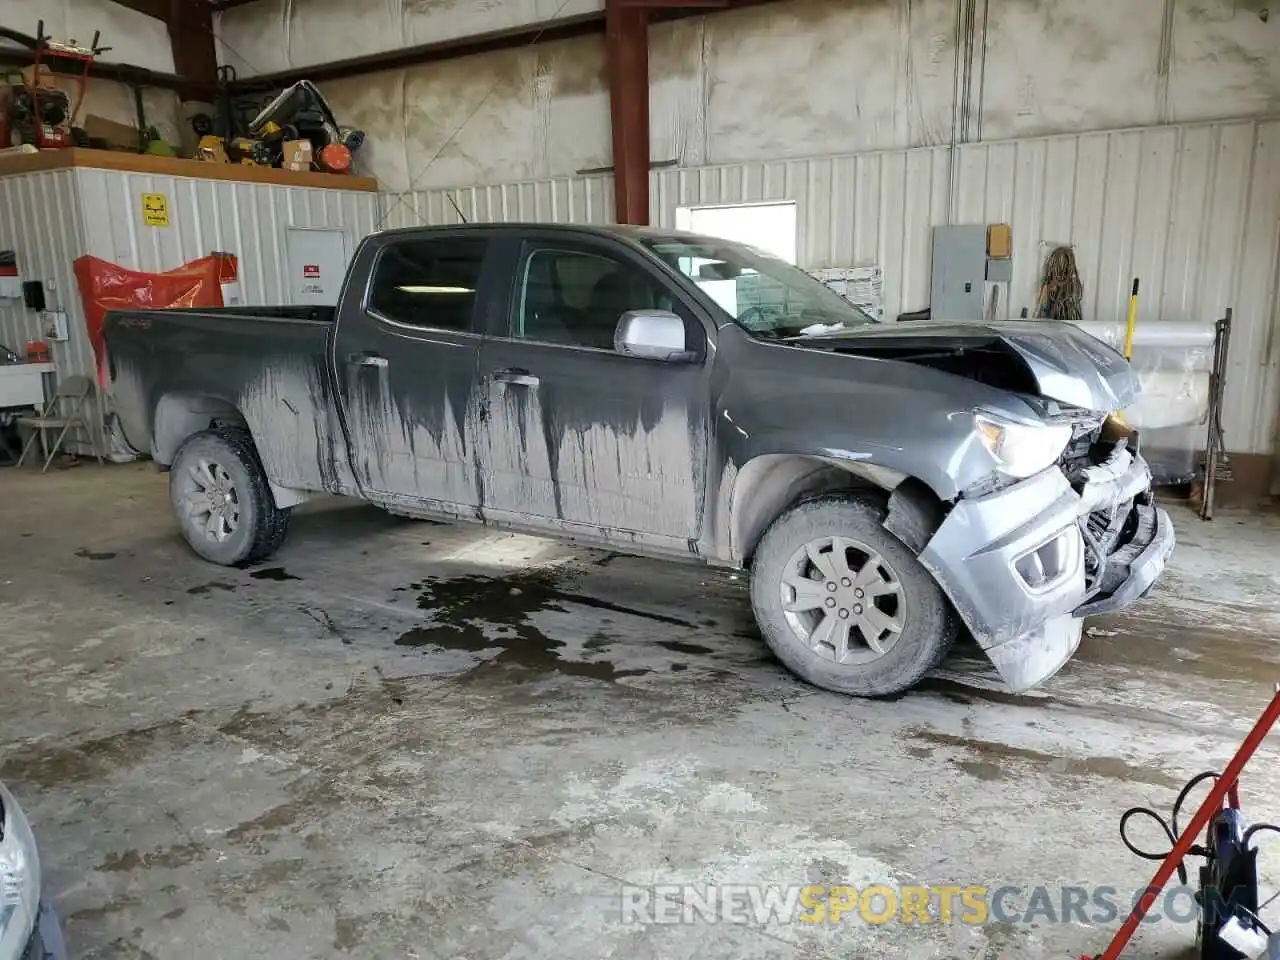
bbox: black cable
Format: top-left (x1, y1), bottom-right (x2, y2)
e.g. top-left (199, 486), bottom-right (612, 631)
top-left (1244, 823), bottom-right (1280, 847)
top-left (1118, 770), bottom-right (1220, 886)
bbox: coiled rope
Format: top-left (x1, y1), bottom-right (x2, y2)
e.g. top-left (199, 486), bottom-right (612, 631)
top-left (1035, 245), bottom-right (1084, 324)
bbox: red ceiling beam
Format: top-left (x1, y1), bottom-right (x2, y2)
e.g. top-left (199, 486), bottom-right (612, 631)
top-left (226, 11), bottom-right (605, 90)
top-left (225, 0), bottom-right (785, 92)
top-left (167, 0), bottom-right (219, 99)
top-left (606, 0), bottom-right (650, 225)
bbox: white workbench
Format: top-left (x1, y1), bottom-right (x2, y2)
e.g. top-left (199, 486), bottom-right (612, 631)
top-left (0, 362), bottom-right (54, 409)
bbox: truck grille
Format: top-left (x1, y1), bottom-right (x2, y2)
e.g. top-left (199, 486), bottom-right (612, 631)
top-left (1081, 497), bottom-right (1135, 587)
top-left (1059, 422), bottom-right (1105, 482)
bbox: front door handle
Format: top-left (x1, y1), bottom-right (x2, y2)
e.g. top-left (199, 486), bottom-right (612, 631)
top-left (347, 352), bottom-right (388, 369)
top-left (493, 368), bottom-right (539, 388)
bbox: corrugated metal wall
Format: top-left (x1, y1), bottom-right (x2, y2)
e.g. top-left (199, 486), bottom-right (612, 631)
top-left (377, 175), bottom-right (614, 232)
top-left (0, 166), bottom-right (379, 454)
top-left (386, 118), bottom-right (1280, 456)
top-left (75, 170), bottom-right (381, 306)
top-left (0, 170), bottom-right (93, 388)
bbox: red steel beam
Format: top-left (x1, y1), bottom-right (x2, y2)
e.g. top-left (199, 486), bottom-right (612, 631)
top-left (167, 0), bottom-right (219, 99)
top-left (605, 0), bottom-right (650, 225)
top-left (225, 0), bottom-right (786, 92)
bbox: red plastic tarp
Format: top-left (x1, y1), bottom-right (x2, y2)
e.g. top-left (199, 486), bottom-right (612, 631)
top-left (74, 254), bottom-right (237, 388)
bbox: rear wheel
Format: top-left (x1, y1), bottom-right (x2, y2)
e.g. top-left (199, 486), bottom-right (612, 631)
top-left (750, 495), bottom-right (956, 696)
top-left (169, 429), bottom-right (291, 565)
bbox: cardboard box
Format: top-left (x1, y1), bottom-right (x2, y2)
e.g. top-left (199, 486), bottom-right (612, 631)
top-left (282, 139), bottom-right (312, 172)
top-left (987, 223), bottom-right (1012, 259)
top-left (84, 114), bottom-right (142, 151)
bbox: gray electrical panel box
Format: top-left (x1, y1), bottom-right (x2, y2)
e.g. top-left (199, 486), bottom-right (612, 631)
top-left (930, 225), bottom-right (989, 322)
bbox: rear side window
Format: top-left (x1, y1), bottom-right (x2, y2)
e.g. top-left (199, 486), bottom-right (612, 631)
top-left (368, 238), bottom-right (487, 331)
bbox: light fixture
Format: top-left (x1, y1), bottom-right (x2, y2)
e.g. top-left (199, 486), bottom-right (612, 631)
top-left (396, 285), bottom-right (473, 295)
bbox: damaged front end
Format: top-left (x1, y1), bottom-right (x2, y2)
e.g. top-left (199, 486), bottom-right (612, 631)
top-left (919, 417), bottom-right (1175, 693)
top-left (1066, 423), bottom-right (1174, 617)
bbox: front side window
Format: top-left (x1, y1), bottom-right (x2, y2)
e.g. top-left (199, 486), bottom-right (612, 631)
top-left (641, 237), bottom-right (875, 338)
top-left (368, 238), bottom-right (487, 331)
top-left (516, 247), bottom-right (678, 351)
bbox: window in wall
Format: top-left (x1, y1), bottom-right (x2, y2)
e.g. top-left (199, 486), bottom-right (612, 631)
top-left (368, 238), bottom-right (488, 331)
top-left (675, 201), bottom-right (798, 264)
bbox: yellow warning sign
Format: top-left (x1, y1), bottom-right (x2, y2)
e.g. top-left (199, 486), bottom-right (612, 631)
top-left (141, 193), bottom-right (169, 227)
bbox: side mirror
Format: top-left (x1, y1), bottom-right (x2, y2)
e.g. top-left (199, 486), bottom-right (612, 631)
top-left (614, 310), bottom-right (692, 362)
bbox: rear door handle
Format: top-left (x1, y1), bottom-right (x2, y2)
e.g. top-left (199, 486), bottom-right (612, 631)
top-left (347, 352), bottom-right (388, 369)
top-left (493, 368), bottom-right (539, 388)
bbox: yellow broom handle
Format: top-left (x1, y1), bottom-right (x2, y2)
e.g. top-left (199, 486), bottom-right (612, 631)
top-left (1123, 278), bottom-right (1140, 360)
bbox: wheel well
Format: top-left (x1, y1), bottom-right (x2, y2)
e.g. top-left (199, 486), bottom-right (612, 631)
top-left (153, 394), bottom-right (247, 465)
top-left (731, 455), bottom-right (945, 564)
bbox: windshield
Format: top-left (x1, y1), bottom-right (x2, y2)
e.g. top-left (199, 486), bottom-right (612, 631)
top-left (640, 237), bottom-right (876, 337)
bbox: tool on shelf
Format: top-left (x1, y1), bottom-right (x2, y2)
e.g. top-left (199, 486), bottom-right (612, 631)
top-left (0, 20), bottom-right (109, 149)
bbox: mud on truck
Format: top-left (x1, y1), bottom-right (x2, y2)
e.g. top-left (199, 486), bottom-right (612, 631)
top-left (104, 223), bottom-right (1175, 697)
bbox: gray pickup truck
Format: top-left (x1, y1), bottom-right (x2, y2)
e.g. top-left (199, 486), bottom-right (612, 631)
top-left (105, 223), bottom-right (1174, 697)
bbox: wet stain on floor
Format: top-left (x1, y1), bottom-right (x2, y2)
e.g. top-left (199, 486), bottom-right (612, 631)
top-left (956, 759), bottom-right (1005, 781)
top-left (187, 582), bottom-right (237, 596)
top-left (75, 548), bottom-right (117, 560)
top-left (249, 567), bottom-right (301, 582)
top-left (912, 676), bottom-right (1053, 708)
top-left (656, 639), bottom-right (714, 656)
top-left (97, 841), bottom-right (207, 873)
top-left (1077, 611), bottom-right (1280, 684)
top-left (911, 728), bottom-right (1181, 788)
top-left (0, 718), bottom-right (192, 787)
top-left (394, 569), bottom-right (701, 682)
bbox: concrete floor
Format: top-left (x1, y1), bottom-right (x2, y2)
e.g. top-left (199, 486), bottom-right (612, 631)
top-left (3, 462), bottom-right (1280, 959)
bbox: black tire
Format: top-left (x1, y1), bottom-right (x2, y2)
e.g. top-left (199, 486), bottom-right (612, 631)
top-left (169, 429), bottom-right (291, 566)
top-left (749, 494), bottom-right (957, 697)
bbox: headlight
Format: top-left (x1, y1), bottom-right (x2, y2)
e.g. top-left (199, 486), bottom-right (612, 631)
top-left (975, 412), bottom-right (1073, 479)
top-left (0, 783), bottom-right (40, 959)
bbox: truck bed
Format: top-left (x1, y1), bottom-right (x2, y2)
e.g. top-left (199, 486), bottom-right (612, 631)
top-left (105, 306), bottom-right (350, 495)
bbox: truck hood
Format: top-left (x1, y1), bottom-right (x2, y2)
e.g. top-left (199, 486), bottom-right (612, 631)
top-left (791, 319), bottom-right (1139, 412)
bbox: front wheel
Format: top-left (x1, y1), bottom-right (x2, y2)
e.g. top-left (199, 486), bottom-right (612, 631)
top-left (169, 429), bottom-right (291, 566)
top-left (750, 495), bottom-right (957, 697)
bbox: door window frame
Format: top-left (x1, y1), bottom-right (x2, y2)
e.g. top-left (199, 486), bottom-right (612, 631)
top-left (488, 232), bottom-right (715, 362)
top-left (360, 232), bottom-right (497, 339)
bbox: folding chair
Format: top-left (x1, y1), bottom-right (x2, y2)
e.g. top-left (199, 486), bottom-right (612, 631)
top-left (16, 375), bottom-right (105, 473)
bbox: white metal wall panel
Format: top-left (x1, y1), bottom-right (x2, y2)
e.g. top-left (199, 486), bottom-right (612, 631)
top-left (0, 167), bottom-right (378, 455)
top-left (377, 175), bottom-right (615, 232)
top-left (0, 170), bottom-right (95, 391)
top-left (74, 170), bottom-right (380, 309)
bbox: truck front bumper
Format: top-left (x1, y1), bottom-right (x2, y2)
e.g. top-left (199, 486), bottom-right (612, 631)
top-left (919, 446), bottom-right (1174, 693)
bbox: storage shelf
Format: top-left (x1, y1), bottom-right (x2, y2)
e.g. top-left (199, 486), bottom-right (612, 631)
top-left (0, 148), bottom-right (378, 193)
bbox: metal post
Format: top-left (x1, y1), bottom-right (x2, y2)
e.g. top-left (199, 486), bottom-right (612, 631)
top-left (605, 0), bottom-right (651, 225)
